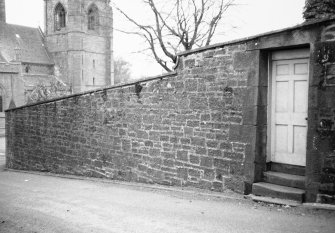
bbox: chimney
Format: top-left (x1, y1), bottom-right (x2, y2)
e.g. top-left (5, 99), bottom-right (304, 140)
top-left (0, 0), bottom-right (5, 23)
top-left (304, 0), bottom-right (335, 21)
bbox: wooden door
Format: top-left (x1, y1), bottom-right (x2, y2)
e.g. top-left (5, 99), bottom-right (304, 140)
top-left (270, 50), bottom-right (309, 166)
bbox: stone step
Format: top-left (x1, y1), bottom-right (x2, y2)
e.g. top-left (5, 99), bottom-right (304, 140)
top-left (252, 182), bottom-right (305, 202)
top-left (270, 162), bottom-right (305, 176)
top-left (248, 194), bottom-right (301, 207)
top-left (264, 171), bottom-right (305, 189)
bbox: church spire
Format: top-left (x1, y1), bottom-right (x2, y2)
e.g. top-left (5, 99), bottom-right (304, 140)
top-left (0, 0), bottom-right (6, 23)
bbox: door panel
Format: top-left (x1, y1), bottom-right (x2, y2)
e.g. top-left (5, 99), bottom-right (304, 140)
top-left (275, 125), bottom-right (288, 153)
top-left (294, 63), bottom-right (308, 75)
top-left (275, 81), bottom-right (289, 112)
top-left (271, 57), bottom-right (309, 166)
top-left (293, 126), bottom-right (307, 154)
top-left (294, 81), bottom-right (308, 113)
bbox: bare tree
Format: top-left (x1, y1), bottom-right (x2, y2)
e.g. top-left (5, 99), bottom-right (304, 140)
top-left (113, 0), bottom-right (235, 72)
top-left (114, 57), bottom-right (132, 84)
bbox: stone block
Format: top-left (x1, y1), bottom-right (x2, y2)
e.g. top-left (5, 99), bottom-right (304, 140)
top-left (121, 139), bottom-right (131, 152)
top-left (187, 120), bottom-right (200, 127)
top-left (206, 140), bottom-right (219, 148)
top-left (200, 157), bottom-right (213, 168)
top-left (184, 127), bottom-right (194, 136)
top-left (229, 125), bottom-right (257, 145)
top-left (220, 142), bottom-right (232, 151)
top-left (198, 180), bottom-right (213, 189)
top-left (177, 167), bottom-right (188, 180)
top-left (224, 152), bottom-right (244, 161)
top-left (161, 152), bottom-right (175, 159)
top-left (200, 114), bottom-right (210, 121)
top-left (209, 97), bottom-right (225, 111)
top-left (208, 149), bottom-right (222, 157)
top-left (185, 80), bottom-right (198, 92)
top-left (144, 140), bottom-right (153, 147)
top-left (212, 181), bottom-right (223, 192)
top-left (228, 124), bottom-right (243, 141)
top-left (160, 135), bottom-right (169, 142)
top-left (184, 59), bottom-right (195, 68)
top-left (189, 97), bottom-right (208, 110)
top-left (224, 177), bottom-right (245, 193)
top-left (190, 155), bottom-right (200, 165)
top-left (211, 113), bottom-right (222, 122)
top-left (203, 169), bottom-right (215, 180)
top-left (177, 150), bottom-right (188, 162)
top-left (242, 87), bottom-right (258, 108)
top-left (191, 137), bottom-right (206, 147)
top-left (216, 133), bottom-right (228, 141)
top-left (149, 148), bottom-right (160, 157)
top-left (233, 50), bottom-right (259, 71)
top-left (180, 138), bottom-right (191, 145)
top-left (149, 131), bottom-right (160, 141)
top-left (188, 168), bottom-right (201, 178)
top-left (136, 130), bottom-right (148, 139)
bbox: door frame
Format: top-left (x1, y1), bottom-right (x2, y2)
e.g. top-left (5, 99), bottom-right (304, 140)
top-left (266, 48), bottom-right (310, 166)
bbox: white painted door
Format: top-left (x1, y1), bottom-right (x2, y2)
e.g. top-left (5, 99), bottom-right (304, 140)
top-left (270, 50), bottom-right (309, 166)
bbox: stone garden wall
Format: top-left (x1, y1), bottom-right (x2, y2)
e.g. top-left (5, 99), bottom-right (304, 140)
top-left (6, 41), bottom-right (259, 194)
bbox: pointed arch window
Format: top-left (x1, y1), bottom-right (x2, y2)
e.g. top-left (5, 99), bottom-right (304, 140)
top-left (55, 3), bottom-right (66, 31)
top-left (88, 4), bottom-right (99, 30)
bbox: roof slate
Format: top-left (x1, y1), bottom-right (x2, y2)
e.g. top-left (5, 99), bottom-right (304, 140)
top-left (0, 22), bottom-right (53, 65)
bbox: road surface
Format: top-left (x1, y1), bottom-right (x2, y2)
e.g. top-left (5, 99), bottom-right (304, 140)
top-left (0, 155), bottom-right (334, 233)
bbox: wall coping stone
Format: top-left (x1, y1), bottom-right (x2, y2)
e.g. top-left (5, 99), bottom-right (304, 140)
top-left (177, 17), bottom-right (335, 57)
top-left (5, 71), bottom-right (177, 112)
top-left (6, 17), bottom-right (335, 112)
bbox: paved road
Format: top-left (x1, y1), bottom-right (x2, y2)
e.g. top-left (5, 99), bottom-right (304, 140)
top-left (0, 157), bottom-right (334, 233)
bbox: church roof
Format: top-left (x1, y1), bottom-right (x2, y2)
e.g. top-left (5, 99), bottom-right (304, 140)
top-left (0, 22), bottom-right (53, 65)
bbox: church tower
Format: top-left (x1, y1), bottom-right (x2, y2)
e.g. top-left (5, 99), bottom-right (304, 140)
top-left (0, 0), bottom-right (6, 22)
top-left (44, 0), bottom-right (113, 93)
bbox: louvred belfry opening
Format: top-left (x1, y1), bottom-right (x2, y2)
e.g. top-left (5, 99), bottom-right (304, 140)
top-left (55, 3), bottom-right (66, 31)
top-left (88, 4), bottom-right (99, 30)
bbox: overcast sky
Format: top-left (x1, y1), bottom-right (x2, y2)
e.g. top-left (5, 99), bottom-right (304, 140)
top-left (5, 0), bottom-right (306, 80)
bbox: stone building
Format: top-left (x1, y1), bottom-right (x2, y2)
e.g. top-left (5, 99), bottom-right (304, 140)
top-left (0, 0), bottom-right (55, 152)
top-left (0, 0), bottom-right (114, 152)
top-left (44, 0), bottom-right (114, 93)
top-left (0, 0), bottom-right (114, 109)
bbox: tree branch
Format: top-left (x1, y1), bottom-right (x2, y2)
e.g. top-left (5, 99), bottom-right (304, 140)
top-left (148, 0), bottom-right (177, 63)
top-left (113, 0), bottom-right (235, 72)
top-left (205, 0), bottom-right (234, 45)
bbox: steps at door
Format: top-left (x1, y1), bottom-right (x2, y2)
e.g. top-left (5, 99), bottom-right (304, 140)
top-left (252, 182), bottom-right (305, 202)
top-left (264, 171), bottom-right (305, 189)
top-left (270, 163), bottom-right (305, 176)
